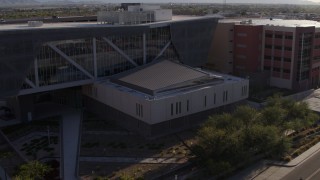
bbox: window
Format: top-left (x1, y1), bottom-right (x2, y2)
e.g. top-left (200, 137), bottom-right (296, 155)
top-left (265, 33), bottom-right (273, 38)
top-left (223, 91), bottom-right (225, 102)
top-left (136, 103), bottom-right (143, 118)
top-left (275, 34), bottom-right (283, 39)
top-left (176, 102), bottom-right (178, 114)
top-left (173, 101), bottom-right (182, 115)
top-left (315, 34), bottom-right (320, 39)
top-left (236, 55), bottom-right (247, 59)
top-left (274, 57), bottom-right (282, 61)
top-left (314, 56), bottom-right (320, 61)
top-left (264, 66), bottom-right (271, 70)
top-left (214, 93), bottom-right (216, 104)
top-left (274, 46), bottom-right (282, 50)
top-left (273, 68), bottom-right (281, 72)
top-left (296, 70), bottom-right (310, 81)
top-left (223, 91), bottom-right (228, 102)
top-left (284, 58), bottom-right (291, 62)
top-left (284, 47), bottom-right (292, 51)
top-left (265, 44), bottom-right (272, 49)
top-left (136, 104), bottom-right (138, 116)
top-left (204, 96), bottom-right (207, 107)
top-left (264, 55), bottom-right (271, 60)
top-left (187, 100), bottom-right (189, 112)
top-left (242, 86), bottom-right (248, 96)
top-left (285, 35), bottom-right (293, 40)
top-left (237, 44), bottom-right (247, 48)
top-left (237, 33), bottom-right (247, 37)
top-left (315, 45), bottom-right (320, 49)
top-left (283, 69), bottom-right (291, 73)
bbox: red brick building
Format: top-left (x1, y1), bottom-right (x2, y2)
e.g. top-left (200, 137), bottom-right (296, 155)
top-left (208, 19), bottom-right (320, 92)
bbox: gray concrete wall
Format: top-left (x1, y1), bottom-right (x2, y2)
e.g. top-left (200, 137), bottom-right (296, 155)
top-left (83, 95), bottom-right (239, 137)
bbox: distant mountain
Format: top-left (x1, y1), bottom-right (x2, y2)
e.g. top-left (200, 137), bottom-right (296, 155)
top-left (0, 0), bottom-right (38, 5)
top-left (0, 0), bottom-right (318, 6)
top-left (0, 0), bottom-right (80, 6)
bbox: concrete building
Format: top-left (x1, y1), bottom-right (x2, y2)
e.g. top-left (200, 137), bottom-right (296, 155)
top-left (207, 21), bottom-right (234, 74)
top-left (0, 9), bottom-right (251, 136)
top-left (83, 60), bottom-right (248, 136)
top-left (209, 19), bottom-right (320, 92)
top-left (97, 4), bottom-right (172, 25)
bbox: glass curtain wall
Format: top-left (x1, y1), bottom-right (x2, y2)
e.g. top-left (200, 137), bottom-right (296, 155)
top-left (36, 43), bottom-right (90, 86)
top-left (297, 33), bottom-right (313, 81)
top-left (22, 25), bottom-right (180, 90)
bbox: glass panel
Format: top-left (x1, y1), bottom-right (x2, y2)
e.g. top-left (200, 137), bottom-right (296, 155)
top-left (96, 37), bottom-right (134, 77)
top-left (36, 44), bottom-right (90, 86)
top-left (146, 26), bottom-right (170, 63)
top-left (56, 39), bottom-right (94, 75)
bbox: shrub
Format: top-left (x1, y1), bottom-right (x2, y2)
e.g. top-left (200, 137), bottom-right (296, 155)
top-left (282, 155), bottom-right (292, 162)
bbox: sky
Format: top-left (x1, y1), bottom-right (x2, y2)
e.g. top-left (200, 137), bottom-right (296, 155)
top-left (72, 0), bottom-right (320, 4)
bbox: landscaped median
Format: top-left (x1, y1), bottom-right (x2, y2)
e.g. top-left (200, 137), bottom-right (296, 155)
top-left (189, 95), bottom-right (320, 179)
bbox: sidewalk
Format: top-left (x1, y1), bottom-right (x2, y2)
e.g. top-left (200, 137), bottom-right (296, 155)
top-left (79, 156), bottom-right (186, 164)
top-left (230, 142), bottom-right (320, 180)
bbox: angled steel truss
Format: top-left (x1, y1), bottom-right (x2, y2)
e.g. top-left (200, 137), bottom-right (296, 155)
top-left (19, 36), bottom-right (172, 95)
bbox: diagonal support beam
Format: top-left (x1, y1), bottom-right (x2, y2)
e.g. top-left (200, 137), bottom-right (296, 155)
top-left (102, 37), bottom-right (138, 67)
top-left (92, 38), bottom-right (98, 78)
top-left (48, 43), bottom-right (94, 79)
top-left (34, 58), bottom-right (39, 87)
top-left (143, 33), bottom-right (147, 65)
top-left (25, 78), bottom-right (36, 88)
top-left (153, 41), bottom-right (171, 61)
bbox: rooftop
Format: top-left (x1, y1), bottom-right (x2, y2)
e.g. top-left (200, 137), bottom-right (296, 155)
top-left (0, 15), bottom-right (214, 32)
top-left (221, 18), bottom-right (320, 28)
top-left (112, 60), bottom-right (216, 95)
top-left (102, 60), bottom-right (246, 99)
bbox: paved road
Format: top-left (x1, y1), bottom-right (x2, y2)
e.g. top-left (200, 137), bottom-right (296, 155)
top-left (281, 149), bottom-right (320, 180)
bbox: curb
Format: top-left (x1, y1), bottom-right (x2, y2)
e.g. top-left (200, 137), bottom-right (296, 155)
top-left (251, 143), bottom-right (320, 179)
top-left (268, 142), bottom-right (320, 168)
top-left (267, 162), bottom-right (296, 167)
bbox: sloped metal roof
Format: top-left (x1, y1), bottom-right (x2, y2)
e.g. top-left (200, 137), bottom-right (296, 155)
top-left (113, 60), bottom-right (209, 95)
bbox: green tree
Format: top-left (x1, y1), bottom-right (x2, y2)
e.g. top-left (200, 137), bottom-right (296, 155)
top-left (14, 161), bottom-right (52, 180)
top-left (195, 96), bottom-right (318, 175)
top-left (233, 106), bottom-right (260, 128)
